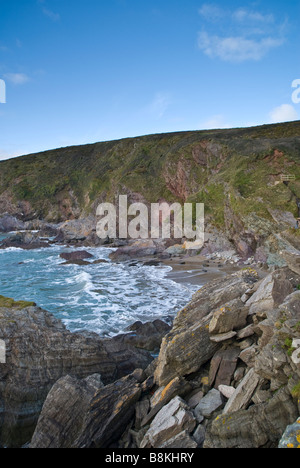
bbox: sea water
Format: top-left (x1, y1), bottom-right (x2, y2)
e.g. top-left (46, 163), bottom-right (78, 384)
top-left (0, 238), bottom-right (198, 337)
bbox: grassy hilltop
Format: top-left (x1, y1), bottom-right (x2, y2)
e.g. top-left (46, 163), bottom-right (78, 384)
top-left (0, 121), bottom-right (299, 229)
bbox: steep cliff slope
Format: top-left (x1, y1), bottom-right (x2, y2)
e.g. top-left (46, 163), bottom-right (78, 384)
top-left (0, 121), bottom-right (300, 260)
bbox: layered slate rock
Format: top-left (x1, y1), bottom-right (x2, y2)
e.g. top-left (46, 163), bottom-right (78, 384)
top-left (112, 320), bottom-right (172, 352)
top-left (0, 303), bottom-right (152, 447)
top-left (30, 374), bottom-right (104, 448)
top-left (74, 374), bottom-right (142, 448)
top-left (245, 268), bottom-right (294, 316)
top-left (154, 270), bottom-right (259, 386)
top-left (140, 396), bottom-right (196, 448)
top-left (204, 388), bottom-right (298, 449)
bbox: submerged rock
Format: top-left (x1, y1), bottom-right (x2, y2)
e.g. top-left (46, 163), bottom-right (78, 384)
top-left (60, 250), bottom-right (94, 261)
top-left (0, 231), bottom-right (50, 250)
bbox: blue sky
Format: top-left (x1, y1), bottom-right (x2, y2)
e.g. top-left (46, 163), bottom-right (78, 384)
top-left (0, 0), bottom-right (299, 160)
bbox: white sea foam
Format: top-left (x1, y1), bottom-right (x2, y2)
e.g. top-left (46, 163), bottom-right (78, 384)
top-left (0, 244), bottom-right (198, 337)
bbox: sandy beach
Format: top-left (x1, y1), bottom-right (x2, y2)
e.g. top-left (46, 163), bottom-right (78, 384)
top-left (163, 254), bottom-right (242, 287)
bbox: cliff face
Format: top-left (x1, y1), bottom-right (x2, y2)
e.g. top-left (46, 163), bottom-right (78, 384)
top-left (0, 299), bottom-right (152, 448)
top-left (1, 121), bottom-right (300, 263)
top-left (0, 122), bottom-right (299, 222)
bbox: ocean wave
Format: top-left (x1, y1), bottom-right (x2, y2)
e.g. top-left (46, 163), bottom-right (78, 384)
top-left (0, 244), bottom-right (197, 337)
top-left (0, 246), bottom-right (23, 253)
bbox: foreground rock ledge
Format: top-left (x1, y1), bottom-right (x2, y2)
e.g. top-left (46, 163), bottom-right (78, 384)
top-left (0, 302), bottom-right (152, 448)
top-left (2, 265), bottom-right (300, 449)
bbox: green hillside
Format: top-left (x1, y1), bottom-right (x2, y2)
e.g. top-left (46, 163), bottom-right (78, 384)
top-left (0, 121), bottom-right (300, 228)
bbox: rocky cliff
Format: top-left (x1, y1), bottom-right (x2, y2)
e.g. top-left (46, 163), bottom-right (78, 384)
top-left (0, 297), bottom-right (153, 447)
top-left (1, 265), bottom-right (299, 448)
top-left (1, 121), bottom-right (300, 267)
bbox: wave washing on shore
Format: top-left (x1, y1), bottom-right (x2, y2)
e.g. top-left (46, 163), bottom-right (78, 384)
top-left (0, 241), bottom-right (199, 337)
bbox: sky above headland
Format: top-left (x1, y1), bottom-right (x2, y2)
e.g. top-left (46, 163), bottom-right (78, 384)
top-left (0, 0), bottom-right (299, 160)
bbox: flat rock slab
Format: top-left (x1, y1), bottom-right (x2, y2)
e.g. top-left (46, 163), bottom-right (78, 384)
top-left (140, 396), bottom-right (196, 448)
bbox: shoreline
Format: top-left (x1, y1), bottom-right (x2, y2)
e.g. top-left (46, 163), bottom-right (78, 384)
top-left (162, 254), bottom-right (242, 287)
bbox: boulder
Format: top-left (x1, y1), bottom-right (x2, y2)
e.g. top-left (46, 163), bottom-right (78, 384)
top-left (218, 385), bottom-right (236, 400)
top-left (74, 374), bottom-right (142, 448)
top-left (142, 376), bottom-right (191, 427)
top-left (208, 299), bottom-right (248, 335)
top-left (194, 389), bottom-right (224, 420)
top-left (55, 217), bottom-right (97, 243)
top-left (140, 396), bottom-right (196, 448)
top-left (204, 388), bottom-right (298, 448)
top-left (246, 268), bottom-right (294, 316)
top-left (164, 244), bottom-right (186, 256)
top-left (0, 215), bottom-right (24, 233)
top-left (0, 231), bottom-right (50, 250)
top-left (30, 374), bottom-right (104, 448)
top-left (279, 418), bottom-right (300, 448)
top-left (109, 240), bottom-right (158, 261)
top-left (60, 250), bottom-right (94, 262)
top-left (223, 368), bottom-right (261, 414)
top-left (112, 320), bottom-right (171, 352)
top-left (208, 348), bottom-right (240, 389)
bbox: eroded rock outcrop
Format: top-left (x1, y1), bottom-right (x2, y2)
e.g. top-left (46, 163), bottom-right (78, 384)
top-left (2, 264), bottom-right (300, 449)
top-left (30, 374), bottom-right (104, 449)
top-left (0, 302), bottom-right (152, 447)
top-left (154, 269), bottom-right (259, 386)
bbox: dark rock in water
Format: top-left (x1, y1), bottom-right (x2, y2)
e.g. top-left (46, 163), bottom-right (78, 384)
top-left (61, 259), bottom-right (91, 266)
top-left (92, 259), bottom-right (109, 265)
top-left (112, 320), bottom-right (172, 352)
top-left (0, 231), bottom-right (50, 250)
top-left (0, 303), bottom-right (153, 448)
top-left (109, 240), bottom-right (158, 261)
top-left (60, 250), bottom-right (94, 261)
top-left (0, 215), bottom-right (25, 233)
top-left (143, 260), bottom-right (162, 267)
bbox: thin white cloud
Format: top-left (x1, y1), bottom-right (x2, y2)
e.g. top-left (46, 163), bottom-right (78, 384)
top-left (198, 4), bottom-right (223, 22)
top-left (37, 0), bottom-right (60, 22)
top-left (269, 104), bottom-right (298, 123)
top-left (198, 32), bottom-right (284, 62)
top-left (42, 7), bottom-right (60, 22)
top-left (4, 73), bottom-right (30, 85)
top-left (198, 3), bottom-right (286, 62)
top-left (233, 8), bottom-right (274, 24)
top-left (148, 93), bottom-right (172, 119)
top-left (200, 114), bottom-right (231, 130)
